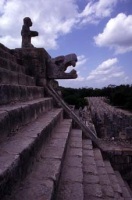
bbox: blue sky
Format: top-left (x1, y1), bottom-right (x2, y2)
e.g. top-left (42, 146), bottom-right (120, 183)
top-left (0, 0), bottom-right (132, 88)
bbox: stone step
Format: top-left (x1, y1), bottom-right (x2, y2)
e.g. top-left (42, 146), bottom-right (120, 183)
top-left (56, 129), bottom-right (83, 200)
top-left (0, 67), bottom-right (35, 86)
top-left (0, 84), bottom-right (44, 105)
top-left (0, 57), bottom-right (25, 74)
top-left (94, 148), bottom-right (115, 198)
top-left (0, 43), bottom-right (11, 53)
top-left (0, 48), bottom-right (16, 62)
top-left (2, 118), bottom-right (72, 200)
top-left (83, 139), bottom-right (103, 199)
top-left (0, 43), bottom-right (16, 62)
top-left (104, 160), bottom-right (123, 199)
top-left (115, 171), bottom-right (132, 199)
top-left (0, 97), bottom-right (53, 142)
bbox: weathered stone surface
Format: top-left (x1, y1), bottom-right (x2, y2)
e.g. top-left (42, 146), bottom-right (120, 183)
top-left (31, 158), bottom-right (61, 181)
top-left (99, 174), bottom-right (111, 185)
top-left (0, 108), bottom-right (63, 199)
top-left (84, 174), bottom-right (100, 184)
top-left (65, 155), bottom-right (82, 168)
top-left (83, 155), bottom-right (96, 164)
top-left (71, 129), bottom-right (82, 137)
top-left (0, 57), bottom-right (25, 73)
top-left (56, 129), bottom-right (83, 200)
top-left (0, 68), bottom-right (35, 86)
top-left (2, 118), bottom-right (71, 200)
top-left (57, 182), bottom-right (83, 200)
top-left (18, 73), bottom-right (35, 86)
top-left (48, 138), bottom-right (67, 148)
top-left (84, 183), bottom-right (103, 197)
top-left (0, 85), bottom-right (44, 104)
top-left (70, 140), bottom-right (82, 148)
top-left (69, 147), bottom-right (82, 157)
top-left (83, 163), bottom-right (98, 174)
top-left (0, 98), bottom-right (53, 141)
top-left (93, 148), bottom-right (115, 198)
top-left (42, 146), bottom-right (65, 159)
top-left (95, 159), bottom-right (105, 167)
top-left (0, 46), bottom-right (16, 61)
top-left (47, 54), bottom-right (78, 79)
top-left (88, 97), bottom-right (132, 139)
top-left (115, 171), bottom-right (132, 198)
top-left (13, 48), bottom-right (49, 86)
top-left (101, 185), bottom-right (114, 197)
top-left (0, 43), bottom-right (11, 53)
top-left (1, 21), bottom-right (132, 200)
top-left (62, 166), bottom-right (83, 182)
top-left (21, 17), bottom-right (38, 48)
top-left (83, 149), bottom-right (94, 157)
top-left (98, 166), bottom-right (108, 175)
top-left (105, 161), bottom-right (122, 196)
top-left (83, 140), bottom-right (93, 150)
top-left (0, 68), bottom-right (18, 85)
top-left (4, 179), bottom-right (54, 200)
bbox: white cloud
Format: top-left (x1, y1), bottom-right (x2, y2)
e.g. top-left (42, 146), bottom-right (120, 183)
top-left (76, 55), bottom-right (88, 67)
top-left (0, 0), bottom-right (6, 12)
top-left (0, 0), bottom-right (78, 49)
top-left (94, 13), bottom-right (132, 54)
top-left (79, 0), bottom-right (119, 24)
top-left (0, 0), bottom-right (120, 49)
top-left (87, 58), bottom-right (128, 84)
top-left (58, 56), bottom-right (131, 88)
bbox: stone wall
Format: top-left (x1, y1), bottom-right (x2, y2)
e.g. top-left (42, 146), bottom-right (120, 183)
top-left (104, 150), bottom-right (132, 186)
top-left (88, 97), bottom-right (132, 139)
top-left (11, 48), bottom-right (50, 86)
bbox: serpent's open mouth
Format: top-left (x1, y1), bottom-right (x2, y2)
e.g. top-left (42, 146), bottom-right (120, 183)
top-left (64, 59), bottom-right (77, 71)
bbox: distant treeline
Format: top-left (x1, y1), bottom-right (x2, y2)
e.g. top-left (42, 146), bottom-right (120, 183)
top-left (60, 84), bottom-right (132, 110)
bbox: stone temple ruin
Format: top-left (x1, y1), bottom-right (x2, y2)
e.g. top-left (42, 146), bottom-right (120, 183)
top-left (0, 17), bottom-right (132, 199)
top-left (88, 97), bottom-right (132, 140)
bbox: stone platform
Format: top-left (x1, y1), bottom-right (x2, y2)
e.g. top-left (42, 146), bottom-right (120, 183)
top-left (0, 43), bottom-right (132, 200)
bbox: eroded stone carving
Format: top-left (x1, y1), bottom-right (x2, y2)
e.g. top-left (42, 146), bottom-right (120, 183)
top-left (21, 17), bottom-right (38, 48)
top-left (47, 53), bottom-right (78, 79)
top-left (20, 17), bottom-right (78, 80)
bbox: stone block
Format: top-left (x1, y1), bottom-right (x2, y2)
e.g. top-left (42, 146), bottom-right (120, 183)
top-left (0, 68), bottom-right (18, 85)
top-left (57, 182), bottom-right (83, 200)
top-left (0, 43), bottom-right (10, 53)
top-left (84, 174), bottom-right (100, 184)
top-left (0, 111), bottom-right (10, 142)
top-left (13, 48), bottom-right (48, 82)
top-left (65, 155), bottom-right (82, 168)
top-left (83, 164), bottom-right (98, 174)
top-left (26, 75), bottom-right (35, 86)
top-left (31, 158), bottom-right (61, 181)
top-left (0, 85), bottom-right (13, 104)
top-left (69, 147), bottom-right (82, 157)
top-left (83, 149), bottom-right (94, 157)
top-left (84, 183), bottom-right (102, 198)
top-left (126, 127), bottom-right (132, 139)
top-left (18, 73), bottom-right (35, 86)
top-left (0, 57), bottom-right (9, 70)
top-left (62, 166), bottom-right (83, 183)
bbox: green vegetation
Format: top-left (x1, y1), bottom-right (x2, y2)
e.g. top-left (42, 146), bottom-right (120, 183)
top-left (60, 84), bottom-right (132, 110)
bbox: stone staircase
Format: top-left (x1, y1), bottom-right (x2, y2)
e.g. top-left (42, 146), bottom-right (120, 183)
top-left (82, 139), bottom-right (132, 199)
top-left (0, 43), bottom-right (132, 200)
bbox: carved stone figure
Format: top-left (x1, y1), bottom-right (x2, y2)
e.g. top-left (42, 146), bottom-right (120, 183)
top-left (21, 17), bottom-right (38, 48)
top-left (47, 53), bottom-right (78, 79)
